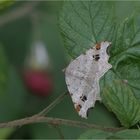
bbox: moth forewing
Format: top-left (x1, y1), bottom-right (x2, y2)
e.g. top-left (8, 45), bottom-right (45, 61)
top-left (65, 41), bottom-right (112, 118)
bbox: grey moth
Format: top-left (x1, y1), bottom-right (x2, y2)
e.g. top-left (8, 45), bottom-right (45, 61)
top-left (65, 41), bottom-right (112, 118)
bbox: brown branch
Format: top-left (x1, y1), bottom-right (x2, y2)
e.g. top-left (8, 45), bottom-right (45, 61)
top-left (0, 1), bottom-right (40, 27)
top-left (0, 115), bottom-right (124, 132)
top-left (0, 92), bottom-right (67, 128)
top-left (0, 90), bottom-right (124, 132)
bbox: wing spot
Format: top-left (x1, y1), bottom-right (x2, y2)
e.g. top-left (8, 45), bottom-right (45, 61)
top-left (93, 54), bottom-right (100, 61)
top-left (70, 93), bottom-right (73, 96)
top-left (80, 95), bottom-right (87, 102)
top-left (76, 104), bottom-right (82, 112)
top-left (95, 43), bottom-right (101, 50)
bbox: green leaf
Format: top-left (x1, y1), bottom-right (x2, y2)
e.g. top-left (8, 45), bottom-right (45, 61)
top-left (79, 128), bottom-right (140, 139)
top-left (114, 129), bottom-right (140, 139)
top-left (99, 16), bottom-right (140, 128)
top-left (59, 1), bottom-right (140, 128)
top-left (59, 1), bottom-right (115, 58)
top-left (102, 80), bottom-right (140, 127)
top-left (104, 17), bottom-right (140, 99)
top-left (78, 129), bottom-right (112, 139)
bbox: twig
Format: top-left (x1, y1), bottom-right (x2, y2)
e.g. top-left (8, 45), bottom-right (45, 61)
top-left (0, 92), bottom-right (67, 128)
top-left (0, 1), bottom-right (40, 27)
top-left (0, 116), bottom-right (124, 132)
top-left (0, 90), bottom-right (124, 132)
top-left (38, 91), bottom-right (67, 116)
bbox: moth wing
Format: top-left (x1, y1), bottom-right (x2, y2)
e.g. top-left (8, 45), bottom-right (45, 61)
top-left (65, 41), bottom-right (112, 118)
top-left (97, 41), bottom-right (112, 78)
top-left (65, 49), bottom-right (99, 118)
top-left (65, 52), bottom-right (91, 104)
top-left (65, 72), bottom-right (98, 118)
top-left (77, 59), bottom-right (102, 118)
top-left (78, 79), bottom-right (99, 118)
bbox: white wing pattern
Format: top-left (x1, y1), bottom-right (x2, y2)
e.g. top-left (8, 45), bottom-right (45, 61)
top-left (65, 41), bottom-right (112, 118)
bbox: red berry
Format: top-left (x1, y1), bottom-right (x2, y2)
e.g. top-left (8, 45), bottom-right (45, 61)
top-left (23, 70), bottom-right (53, 96)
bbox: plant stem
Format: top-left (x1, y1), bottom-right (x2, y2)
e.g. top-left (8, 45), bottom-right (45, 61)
top-left (0, 91), bottom-right (124, 132)
top-left (0, 115), bottom-right (124, 132)
top-left (38, 91), bottom-right (67, 116)
top-left (0, 1), bottom-right (39, 27)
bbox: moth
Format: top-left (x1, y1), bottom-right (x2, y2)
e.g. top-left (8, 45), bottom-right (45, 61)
top-left (65, 41), bottom-right (112, 118)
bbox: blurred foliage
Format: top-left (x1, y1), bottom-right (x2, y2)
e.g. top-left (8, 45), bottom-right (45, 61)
top-left (0, 128), bottom-right (14, 139)
top-left (0, 0), bottom-right (15, 10)
top-left (0, 46), bottom-right (8, 94)
top-left (0, 1), bottom-right (140, 139)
